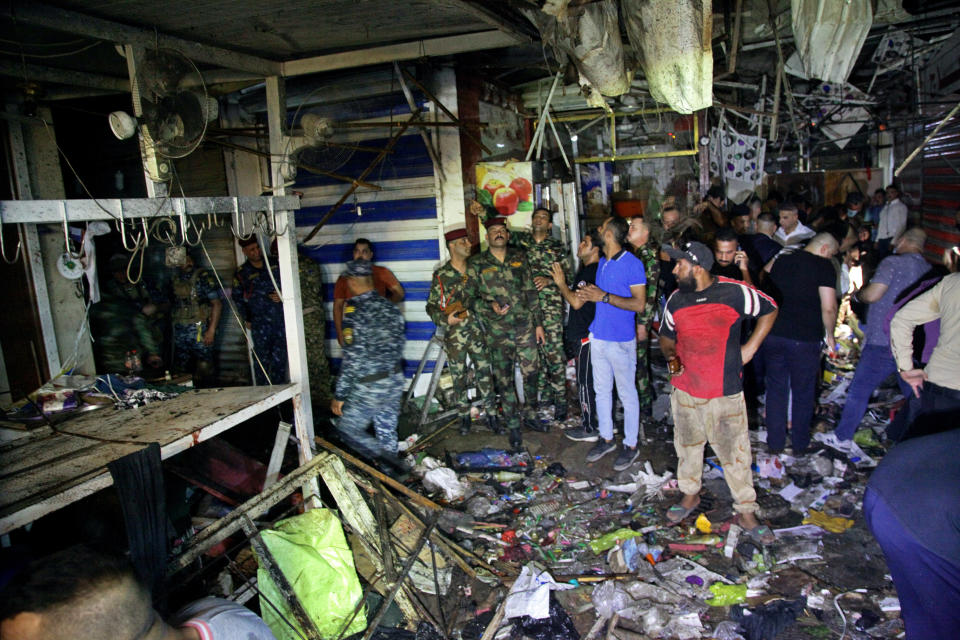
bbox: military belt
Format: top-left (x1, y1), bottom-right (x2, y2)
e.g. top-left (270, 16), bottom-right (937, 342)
top-left (358, 363), bottom-right (403, 384)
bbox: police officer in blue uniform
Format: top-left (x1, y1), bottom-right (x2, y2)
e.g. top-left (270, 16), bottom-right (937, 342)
top-left (331, 259), bottom-right (406, 466)
top-left (232, 236), bottom-right (288, 384)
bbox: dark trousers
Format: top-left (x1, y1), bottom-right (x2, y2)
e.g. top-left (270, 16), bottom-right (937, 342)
top-left (836, 344), bottom-right (913, 440)
top-left (865, 489), bottom-right (960, 640)
top-left (764, 335), bottom-right (820, 452)
top-left (576, 340), bottom-right (598, 432)
top-left (901, 381), bottom-right (960, 442)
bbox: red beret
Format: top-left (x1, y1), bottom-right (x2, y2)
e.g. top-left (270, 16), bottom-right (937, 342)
top-left (483, 216), bottom-right (508, 229)
top-left (444, 227), bottom-right (468, 243)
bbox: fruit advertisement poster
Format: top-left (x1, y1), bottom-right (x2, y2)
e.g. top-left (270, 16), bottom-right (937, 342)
top-left (476, 161), bottom-right (535, 235)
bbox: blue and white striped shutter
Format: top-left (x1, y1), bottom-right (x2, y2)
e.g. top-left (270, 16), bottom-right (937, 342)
top-left (293, 96), bottom-right (441, 381)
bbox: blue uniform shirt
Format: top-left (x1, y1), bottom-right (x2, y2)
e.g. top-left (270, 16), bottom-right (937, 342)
top-left (336, 290), bottom-right (405, 401)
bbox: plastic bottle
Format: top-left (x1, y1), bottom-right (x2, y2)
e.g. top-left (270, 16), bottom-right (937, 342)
top-left (493, 471), bottom-right (524, 482)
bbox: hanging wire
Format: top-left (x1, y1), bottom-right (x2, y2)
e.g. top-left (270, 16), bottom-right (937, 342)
top-left (0, 40), bottom-right (102, 59)
top-left (124, 223), bottom-right (149, 284)
top-left (639, 95), bottom-right (664, 133)
top-left (197, 235), bottom-right (273, 385)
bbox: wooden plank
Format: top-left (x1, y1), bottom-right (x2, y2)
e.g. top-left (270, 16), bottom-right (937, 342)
top-left (317, 456), bottom-right (419, 624)
top-left (169, 451), bottom-right (337, 574)
top-left (281, 31), bottom-right (518, 77)
top-left (0, 385), bottom-right (296, 534)
top-left (315, 437), bottom-right (441, 512)
top-left (0, 443), bottom-right (139, 519)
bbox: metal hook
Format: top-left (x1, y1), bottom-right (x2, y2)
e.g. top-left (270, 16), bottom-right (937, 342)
top-left (115, 202), bottom-right (144, 252)
top-left (0, 221), bottom-right (22, 264)
top-left (268, 196), bottom-right (288, 238)
top-left (183, 217), bottom-right (203, 247)
top-left (61, 202), bottom-right (82, 259)
top-left (231, 197), bottom-right (253, 241)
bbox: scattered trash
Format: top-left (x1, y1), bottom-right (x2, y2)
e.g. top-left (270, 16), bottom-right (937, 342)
top-left (422, 467), bottom-right (468, 501)
top-left (694, 513), bottom-right (713, 533)
top-left (706, 582), bottom-right (748, 606)
top-left (510, 593), bottom-right (580, 640)
top-left (803, 509), bottom-right (855, 533)
top-left (729, 597), bottom-right (806, 640)
top-left (504, 564), bottom-right (574, 620)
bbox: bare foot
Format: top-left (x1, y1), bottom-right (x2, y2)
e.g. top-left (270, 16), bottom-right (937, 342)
top-left (739, 511), bottom-right (760, 530)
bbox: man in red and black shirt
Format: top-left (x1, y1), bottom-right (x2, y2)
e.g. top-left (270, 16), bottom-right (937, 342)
top-left (659, 241), bottom-right (778, 543)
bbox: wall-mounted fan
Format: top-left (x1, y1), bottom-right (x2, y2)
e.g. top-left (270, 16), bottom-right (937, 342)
top-left (280, 112), bottom-right (357, 183)
top-left (109, 48), bottom-right (218, 176)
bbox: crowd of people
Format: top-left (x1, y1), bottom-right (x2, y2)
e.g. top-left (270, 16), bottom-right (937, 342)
top-left (10, 187), bottom-right (960, 640)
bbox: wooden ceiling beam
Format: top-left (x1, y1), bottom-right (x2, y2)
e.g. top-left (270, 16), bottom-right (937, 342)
top-left (2, 1), bottom-right (280, 76)
top-left (282, 30), bottom-right (519, 77)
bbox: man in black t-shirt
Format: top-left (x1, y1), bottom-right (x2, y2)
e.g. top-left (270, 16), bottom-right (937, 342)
top-left (764, 232), bottom-right (839, 453)
top-left (711, 227), bottom-right (752, 284)
top-left (553, 228), bottom-right (602, 441)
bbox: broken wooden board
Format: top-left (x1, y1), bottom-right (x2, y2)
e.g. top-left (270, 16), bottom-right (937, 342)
top-left (318, 455), bottom-right (420, 626)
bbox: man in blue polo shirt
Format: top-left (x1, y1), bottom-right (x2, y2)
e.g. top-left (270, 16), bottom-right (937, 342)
top-left (576, 216), bottom-right (648, 470)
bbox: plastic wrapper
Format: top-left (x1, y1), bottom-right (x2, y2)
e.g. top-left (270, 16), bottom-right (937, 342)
top-left (255, 509), bottom-right (366, 640)
top-left (803, 509), bottom-right (854, 533)
top-left (422, 467), bottom-right (468, 501)
top-left (504, 564), bottom-right (573, 620)
top-left (588, 527), bottom-right (644, 554)
top-left (712, 620), bottom-right (747, 640)
top-left (591, 580), bottom-right (634, 619)
top-left (706, 582), bottom-right (747, 607)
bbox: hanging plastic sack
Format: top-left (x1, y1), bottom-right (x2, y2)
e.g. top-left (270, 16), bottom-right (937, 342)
top-left (622, 0), bottom-right (713, 114)
top-left (792, 0), bottom-right (872, 85)
top-left (520, 0), bottom-right (631, 100)
top-left (255, 508), bottom-right (367, 640)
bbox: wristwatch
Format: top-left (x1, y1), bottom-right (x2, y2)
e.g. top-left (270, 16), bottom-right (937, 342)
top-left (602, 292), bottom-right (610, 304)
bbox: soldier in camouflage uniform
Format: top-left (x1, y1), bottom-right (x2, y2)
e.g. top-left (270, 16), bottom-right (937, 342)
top-left (298, 250), bottom-right (334, 406)
top-left (331, 259), bottom-right (406, 467)
top-left (232, 237), bottom-right (288, 385)
top-left (170, 250), bottom-right (222, 386)
top-left (426, 226), bottom-right (498, 435)
top-left (510, 208), bottom-right (573, 420)
top-left (90, 253), bottom-right (164, 373)
top-left (627, 218), bottom-right (660, 416)
top-left (464, 217), bottom-right (547, 450)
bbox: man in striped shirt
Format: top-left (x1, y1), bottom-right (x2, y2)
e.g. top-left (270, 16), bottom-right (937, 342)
top-left (659, 242), bottom-right (778, 544)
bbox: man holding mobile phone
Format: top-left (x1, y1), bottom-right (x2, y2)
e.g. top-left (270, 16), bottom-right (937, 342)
top-left (427, 226), bottom-right (498, 435)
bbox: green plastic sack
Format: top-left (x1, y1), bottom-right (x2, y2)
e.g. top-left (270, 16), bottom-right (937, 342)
top-left (854, 428), bottom-right (881, 448)
top-left (705, 582), bottom-right (747, 607)
top-left (255, 508), bottom-right (367, 640)
top-left (589, 528), bottom-right (645, 554)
